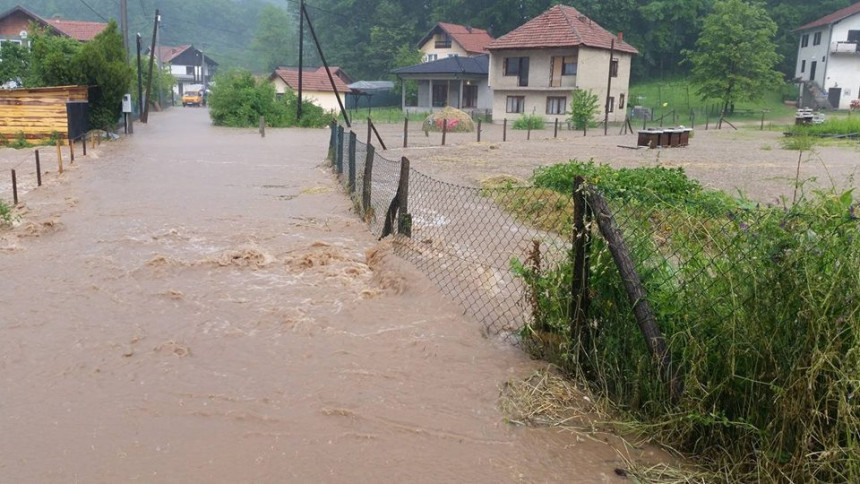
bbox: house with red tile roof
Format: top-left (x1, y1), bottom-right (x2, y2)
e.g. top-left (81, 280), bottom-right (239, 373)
top-left (0, 5), bottom-right (107, 45)
top-left (148, 45), bottom-right (219, 97)
top-left (268, 66), bottom-right (352, 112)
top-left (417, 22), bottom-right (494, 62)
top-left (793, 1), bottom-right (860, 110)
top-left (486, 5), bottom-right (637, 124)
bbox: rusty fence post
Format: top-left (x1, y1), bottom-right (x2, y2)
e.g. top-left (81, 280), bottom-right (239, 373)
top-left (477, 119), bottom-right (482, 142)
top-left (441, 118), bottom-right (447, 146)
top-left (35, 150), bottom-right (42, 187)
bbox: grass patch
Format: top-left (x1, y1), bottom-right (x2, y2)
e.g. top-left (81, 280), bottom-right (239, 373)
top-left (512, 114), bottom-right (545, 130)
top-left (499, 160), bottom-right (860, 481)
top-left (786, 117), bottom-right (860, 137)
top-left (0, 198), bottom-right (14, 226)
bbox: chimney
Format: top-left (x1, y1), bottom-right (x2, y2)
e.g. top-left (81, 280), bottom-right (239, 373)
top-left (618, 32), bottom-right (623, 42)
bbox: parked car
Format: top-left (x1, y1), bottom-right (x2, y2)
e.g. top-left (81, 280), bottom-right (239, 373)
top-left (182, 89), bottom-right (205, 107)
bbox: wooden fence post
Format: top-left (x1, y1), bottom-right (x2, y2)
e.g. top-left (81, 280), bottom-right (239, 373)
top-left (362, 145), bottom-right (374, 218)
top-left (11, 169), bottom-right (18, 205)
top-left (336, 125), bottom-right (344, 174)
top-left (82, 133), bottom-right (87, 156)
top-left (477, 119), bottom-right (482, 142)
top-left (348, 131), bottom-right (357, 193)
top-left (570, 176), bottom-right (591, 344)
top-left (259, 115), bottom-right (266, 137)
top-left (554, 118), bottom-right (559, 138)
top-left (56, 137), bottom-right (63, 174)
top-left (503, 118), bottom-right (507, 142)
top-left (35, 150), bottom-right (42, 187)
top-left (397, 156), bottom-right (411, 237)
top-left (68, 136), bottom-right (74, 163)
top-left (442, 118), bottom-right (447, 146)
top-left (588, 191), bottom-right (682, 403)
top-left (403, 117), bottom-right (408, 148)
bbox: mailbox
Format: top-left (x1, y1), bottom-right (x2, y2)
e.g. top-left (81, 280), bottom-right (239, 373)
top-left (122, 94), bottom-right (132, 113)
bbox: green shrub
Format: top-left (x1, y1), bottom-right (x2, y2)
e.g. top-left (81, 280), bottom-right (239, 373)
top-left (0, 198), bottom-right (13, 225)
top-left (512, 114), bottom-right (544, 130)
top-left (208, 69), bottom-right (333, 128)
top-left (568, 89), bottom-right (599, 130)
top-left (786, 117), bottom-right (860, 137)
top-left (509, 161), bottom-right (860, 481)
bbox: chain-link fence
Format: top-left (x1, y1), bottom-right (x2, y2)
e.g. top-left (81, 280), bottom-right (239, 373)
top-left (325, 121), bottom-right (860, 480)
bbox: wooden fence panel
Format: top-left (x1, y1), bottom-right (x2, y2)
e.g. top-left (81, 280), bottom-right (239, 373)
top-left (0, 86), bottom-right (88, 140)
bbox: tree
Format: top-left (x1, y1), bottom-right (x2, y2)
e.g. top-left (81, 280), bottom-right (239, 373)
top-left (0, 41), bottom-right (31, 87)
top-left (684, 0), bottom-right (782, 114)
top-left (77, 20), bottom-right (134, 130)
top-left (251, 4), bottom-right (298, 72)
top-left (26, 27), bottom-right (83, 87)
top-left (569, 89), bottom-right (599, 130)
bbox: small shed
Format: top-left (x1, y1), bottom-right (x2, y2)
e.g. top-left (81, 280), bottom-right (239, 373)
top-left (0, 86), bottom-right (88, 140)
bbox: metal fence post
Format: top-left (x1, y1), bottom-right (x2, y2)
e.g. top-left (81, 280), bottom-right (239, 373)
top-left (477, 119), bottom-right (482, 142)
top-left (35, 150), bottom-right (42, 187)
top-left (336, 125), bottom-right (344, 174)
top-left (554, 118), bottom-right (559, 138)
top-left (403, 117), bottom-right (408, 148)
top-left (348, 131), bottom-right (357, 193)
top-left (329, 120), bottom-right (336, 155)
top-left (503, 118), bottom-right (507, 142)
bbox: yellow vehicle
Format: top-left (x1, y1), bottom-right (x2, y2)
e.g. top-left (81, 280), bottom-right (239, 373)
top-left (182, 89), bottom-right (205, 107)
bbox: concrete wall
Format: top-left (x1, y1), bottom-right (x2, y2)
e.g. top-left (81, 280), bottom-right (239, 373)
top-left (420, 33), bottom-right (469, 62)
top-left (795, 14), bottom-right (860, 109)
top-left (489, 46), bottom-right (633, 123)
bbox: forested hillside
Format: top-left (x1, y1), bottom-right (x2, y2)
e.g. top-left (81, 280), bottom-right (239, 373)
top-left (2, 0), bottom-right (852, 80)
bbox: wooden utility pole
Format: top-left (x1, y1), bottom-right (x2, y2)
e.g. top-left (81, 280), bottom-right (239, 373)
top-left (136, 33), bottom-right (143, 115)
top-left (120, 0), bottom-right (129, 60)
top-left (301, 3), bottom-right (350, 126)
top-left (142, 10), bottom-right (159, 123)
top-left (297, 0), bottom-right (304, 120)
top-left (604, 38), bottom-right (615, 136)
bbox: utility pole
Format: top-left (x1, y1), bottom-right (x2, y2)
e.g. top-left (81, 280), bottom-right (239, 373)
top-left (298, 0), bottom-right (304, 120)
top-left (142, 9), bottom-right (159, 123)
top-left (136, 33), bottom-right (143, 116)
top-left (604, 38), bottom-right (615, 136)
top-left (120, 0), bottom-right (129, 60)
top-left (155, 14), bottom-right (163, 107)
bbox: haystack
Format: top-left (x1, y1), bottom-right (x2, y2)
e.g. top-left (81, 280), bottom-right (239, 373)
top-left (422, 106), bottom-right (475, 133)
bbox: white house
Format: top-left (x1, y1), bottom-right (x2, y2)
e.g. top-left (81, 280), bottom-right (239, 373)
top-left (794, 2), bottom-right (860, 110)
top-left (391, 54), bottom-right (491, 114)
top-left (269, 66), bottom-right (352, 112)
top-left (486, 5), bottom-right (638, 124)
top-left (416, 22), bottom-right (494, 63)
top-left (152, 45), bottom-right (218, 96)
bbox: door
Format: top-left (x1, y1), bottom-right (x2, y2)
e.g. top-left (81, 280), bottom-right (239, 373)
top-left (463, 85), bottom-right (478, 108)
top-left (828, 87), bottom-right (842, 109)
top-left (432, 83), bottom-right (448, 107)
top-left (810, 61), bottom-right (817, 81)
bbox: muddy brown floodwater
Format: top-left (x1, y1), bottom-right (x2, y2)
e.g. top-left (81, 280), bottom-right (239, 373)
top-left (0, 109), bottom-right (659, 482)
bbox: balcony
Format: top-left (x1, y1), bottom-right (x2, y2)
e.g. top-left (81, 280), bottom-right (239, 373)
top-left (434, 40), bottom-right (452, 48)
top-left (831, 41), bottom-right (859, 54)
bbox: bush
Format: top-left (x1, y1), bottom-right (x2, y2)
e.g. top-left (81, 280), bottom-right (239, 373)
top-left (512, 114), bottom-right (544, 130)
top-left (0, 198), bottom-right (13, 225)
top-left (568, 89), bottom-right (599, 130)
top-left (208, 69), bottom-right (332, 128)
top-left (510, 161), bottom-right (860, 481)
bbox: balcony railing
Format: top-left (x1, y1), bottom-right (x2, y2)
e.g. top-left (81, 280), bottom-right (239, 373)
top-left (831, 41), bottom-right (859, 53)
top-left (434, 40), bottom-right (452, 48)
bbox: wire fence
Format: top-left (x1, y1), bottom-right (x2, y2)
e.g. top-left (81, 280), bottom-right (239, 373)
top-left (325, 120), bottom-right (860, 480)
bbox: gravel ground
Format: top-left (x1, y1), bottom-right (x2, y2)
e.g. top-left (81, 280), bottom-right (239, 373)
top-left (358, 119), bottom-right (860, 204)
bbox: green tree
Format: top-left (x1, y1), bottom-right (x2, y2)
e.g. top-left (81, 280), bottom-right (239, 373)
top-left (252, 4), bottom-right (298, 72)
top-left (26, 27), bottom-right (82, 87)
top-left (684, 0), bottom-right (782, 114)
top-left (569, 89), bottom-right (599, 130)
top-left (0, 40), bottom-right (31, 86)
top-left (208, 69), bottom-right (287, 127)
top-left (391, 44), bottom-right (423, 105)
top-left (76, 20), bottom-right (134, 130)
top-left (132, 57), bottom-right (176, 108)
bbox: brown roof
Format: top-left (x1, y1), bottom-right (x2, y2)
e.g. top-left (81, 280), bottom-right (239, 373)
top-left (487, 5), bottom-right (638, 54)
top-left (796, 1), bottom-right (860, 31)
top-left (156, 45), bottom-right (192, 63)
top-left (418, 22), bottom-right (494, 54)
top-left (270, 67), bottom-right (350, 93)
top-left (44, 18), bottom-right (107, 42)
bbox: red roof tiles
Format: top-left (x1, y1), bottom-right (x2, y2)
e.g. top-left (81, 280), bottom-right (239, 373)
top-left (487, 5), bottom-right (638, 54)
top-left (429, 22), bottom-right (495, 54)
top-left (44, 18), bottom-right (107, 42)
top-left (796, 1), bottom-right (860, 31)
top-left (271, 67), bottom-right (350, 93)
top-left (156, 45), bottom-right (192, 63)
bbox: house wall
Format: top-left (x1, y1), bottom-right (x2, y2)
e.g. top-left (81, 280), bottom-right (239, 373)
top-left (406, 78), bottom-right (491, 112)
top-left (488, 46), bottom-right (632, 123)
top-left (0, 10), bottom-right (34, 42)
top-left (795, 27), bottom-right (832, 87)
top-left (795, 14), bottom-right (860, 109)
top-left (419, 34), bottom-right (470, 62)
top-left (270, 77), bottom-right (345, 112)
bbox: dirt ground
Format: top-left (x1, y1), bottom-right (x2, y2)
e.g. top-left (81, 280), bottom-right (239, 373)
top-left (360, 119), bottom-right (860, 204)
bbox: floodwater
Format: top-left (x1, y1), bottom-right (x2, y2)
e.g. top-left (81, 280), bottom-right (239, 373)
top-left (1, 109), bottom-right (645, 482)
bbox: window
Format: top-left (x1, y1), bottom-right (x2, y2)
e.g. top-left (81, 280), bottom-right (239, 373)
top-left (619, 93), bottom-right (625, 110)
top-left (504, 56), bottom-right (529, 86)
top-left (427, 54), bottom-right (437, 61)
top-left (447, 53), bottom-right (458, 58)
top-left (606, 96), bottom-right (615, 113)
top-left (813, 32), bottom-right (822, 45)
top-left (562, 57), bottom-right (577, 75)
top-left (801, 34), bottom-right (809, 47)
top-left (435, 33), bottom-right (452, 49)
top-left (550, 56), bottom-right (577, 87)
top-left (610, 58), bottom-right (619, 78)
top-left (801, 60), bottom-right (806, 73)
top-left (432, 84), bottom-right (448, 107)
top-left (849, 30), bottom-right (860, 43)
top-left (546, 96), bottom-right (566, 115)
top-left (186, 65), bottom-right (195, 75)
top-left (506, 96), bottom-right (525, 113)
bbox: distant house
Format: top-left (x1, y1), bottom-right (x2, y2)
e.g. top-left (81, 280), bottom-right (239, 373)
top-left (269, 66), bottom-right (352, 112)
top-left (417, 22), bottom-right (494, 62)
top-left (794, 1), bottom-right (860, 110)
top-left (152, 45), bottom-right (218, 95)
top-left (0, 5), bottom-right (107, 45)
top-left (486, 5), bottom-right (638, 123)
top-left (391, 55), bottom-right (490, 114)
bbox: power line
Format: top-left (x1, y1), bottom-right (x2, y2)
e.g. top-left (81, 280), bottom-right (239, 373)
top-left (78, 0), bottom-right (110, 22)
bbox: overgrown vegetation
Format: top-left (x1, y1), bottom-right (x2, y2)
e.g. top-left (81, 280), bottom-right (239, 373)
top-left (512, 114), bottom-right (544, 130)
top-left (568, 90), bottom-right (599, 130)
top-left (0, 198), bottom-right (13, 226)
top-left (208, 69), bottom-right (333, 128)
top-left (505, 160), bottom-right (860, 481)
top-left (786, 117), bottom-right (860, 137)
